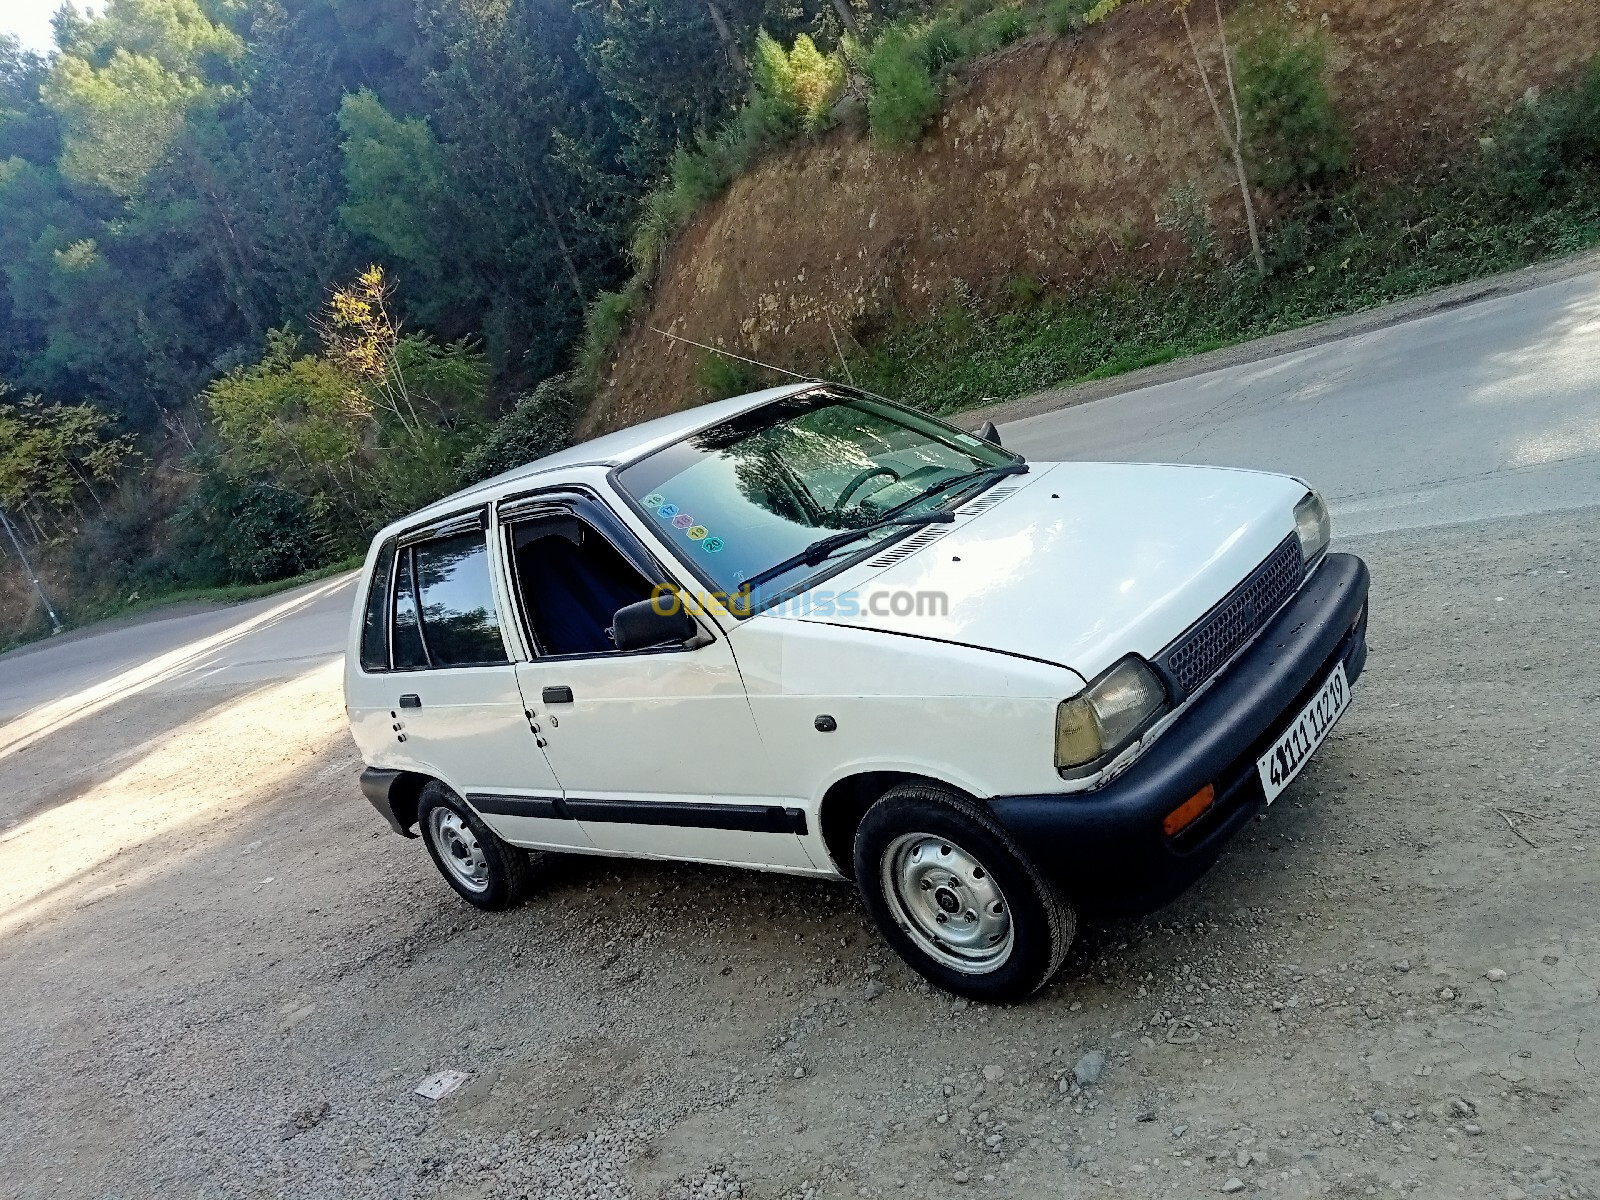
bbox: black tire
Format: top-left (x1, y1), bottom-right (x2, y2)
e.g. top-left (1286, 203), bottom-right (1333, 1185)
top-left (853, 781), bottom-right (1076, 1003)
top-left (416, 780), bottom-right (532, 910)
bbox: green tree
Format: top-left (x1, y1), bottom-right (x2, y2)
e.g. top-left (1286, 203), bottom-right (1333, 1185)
top-left (337, 88), bottom-right (449, 270)
top-left (172, 468), bottom-right (328, 583)
top-left (0, 150), bottom-right (247, 432)
top-left (0, 383), bottom-right (138, 538)
top-left (0, 34), bottom-right (61, 164)
top-left (42, 0), bottom-right (245, 196)
top-left (420, 0), bottom-right (636, 379)
top-left (862, 25), bottom-right (939, 147)
top-left (202, 328), bottom-right (368, 494)
top-left (203, 269), bottom-right (490, 540)
top-left (5, 4), bottom-right (264, 432)
top-left (460, 375), bottom-right (581, 482)
top-left (1238, 28), bottom-right (1348, 195)
top-left (753, 30), bottom-right (844, 131)
top-left (211, 0), bottom-right (359, 329)
top-left (576, 0), bottom-right (803, 179)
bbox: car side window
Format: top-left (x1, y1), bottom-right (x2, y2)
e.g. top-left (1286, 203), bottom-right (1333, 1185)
top-left (506, 511), bottom-right (657, 657)
top-left (410, 532), bottom-right (509, 667)
top-left (359, 538), bottom-right (397, 672)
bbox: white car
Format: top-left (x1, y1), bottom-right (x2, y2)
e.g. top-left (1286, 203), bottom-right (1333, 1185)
top-left (346, 384), bottom-right (1368, 1001)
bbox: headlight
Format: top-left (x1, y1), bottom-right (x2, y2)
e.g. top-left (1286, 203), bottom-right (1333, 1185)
top-left (1294, 491), bottom-right (1331, 563)
top-left (1055, 656), bottom-right (1169, 773)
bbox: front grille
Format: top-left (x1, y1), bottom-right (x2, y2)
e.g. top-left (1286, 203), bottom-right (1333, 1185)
top-left (1156, 535), bottom-right (1303, 699)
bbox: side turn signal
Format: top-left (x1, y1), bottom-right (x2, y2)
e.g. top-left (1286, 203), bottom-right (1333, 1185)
top-left (1163, 784), bottom-right (1216, 838)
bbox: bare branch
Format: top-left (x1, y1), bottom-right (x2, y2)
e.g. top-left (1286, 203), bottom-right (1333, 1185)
top-left (1180, 4), bottom-right (1265, 274)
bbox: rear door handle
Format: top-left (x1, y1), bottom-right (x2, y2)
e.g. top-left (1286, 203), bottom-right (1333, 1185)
top-left (398, 694), bottom-right (422, 709)
top-left (541, 686), bottom-right (574, 704)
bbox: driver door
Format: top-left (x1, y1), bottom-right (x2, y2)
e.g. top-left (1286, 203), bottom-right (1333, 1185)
top-left (498, 491), bottom-right (816, 871)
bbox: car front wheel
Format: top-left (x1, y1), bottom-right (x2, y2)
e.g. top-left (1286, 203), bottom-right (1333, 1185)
top-left (854, 782), bottom-right (1076, 1002)
top-left (417, 781), bottom-right (532, 910)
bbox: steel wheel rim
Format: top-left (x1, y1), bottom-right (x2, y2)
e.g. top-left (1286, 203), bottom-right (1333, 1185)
top-left (880, 832), bottom-right (1013, 974)
top-left (429, 807), bottom-right (490, 893)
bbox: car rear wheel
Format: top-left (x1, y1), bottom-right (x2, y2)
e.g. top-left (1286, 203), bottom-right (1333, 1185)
top-left (417, 781), bottom-right (531, 910)
top-left (854, 781), bottom-right (1076, 1002)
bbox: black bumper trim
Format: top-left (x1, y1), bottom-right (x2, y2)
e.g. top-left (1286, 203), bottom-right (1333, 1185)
top-left (989, 552), bottom-right (1370, 916)
top-left (567, 797), bottom-right (809, 835)
top-left (469, 792), bottom-right (564, 820)
top-left (466, 792), bottom-right (809, 836)
top-left (361, 767), bottom-right (417, 838)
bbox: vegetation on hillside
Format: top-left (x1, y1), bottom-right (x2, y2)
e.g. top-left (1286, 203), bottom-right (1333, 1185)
top-left (0, 384), bottom-right (139, 538)
top-left (1, 0), bottom-right (1599, 646)
top-left (844, 56), bottom-right (1600, 410)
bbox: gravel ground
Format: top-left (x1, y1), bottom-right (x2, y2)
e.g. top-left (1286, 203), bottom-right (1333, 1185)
top-left (0, 508), bottom-right (1596, 1200)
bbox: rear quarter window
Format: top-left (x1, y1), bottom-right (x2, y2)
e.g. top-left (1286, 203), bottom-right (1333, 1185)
top-left (358, 539), bottom-right (397, 672)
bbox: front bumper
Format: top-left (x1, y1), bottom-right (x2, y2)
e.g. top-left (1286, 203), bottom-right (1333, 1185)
top-left (990, 552), bottom-right (1370, 916)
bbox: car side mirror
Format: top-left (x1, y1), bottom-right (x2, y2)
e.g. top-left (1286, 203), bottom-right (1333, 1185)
top-left (610, 598), bottom-right (699, 651)
top-left (978, 420), bottom-right (1003, 447)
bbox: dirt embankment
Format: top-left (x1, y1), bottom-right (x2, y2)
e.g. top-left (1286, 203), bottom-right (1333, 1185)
top-left (584, 0), bottom-right (1600, 434)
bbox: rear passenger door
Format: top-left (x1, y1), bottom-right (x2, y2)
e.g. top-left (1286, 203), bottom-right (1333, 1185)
top-left (363, 508), bottom-right (592, 852)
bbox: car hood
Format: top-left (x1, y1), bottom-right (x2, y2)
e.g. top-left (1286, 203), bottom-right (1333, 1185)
top-left (787, 461), bottom-right (1308, 680)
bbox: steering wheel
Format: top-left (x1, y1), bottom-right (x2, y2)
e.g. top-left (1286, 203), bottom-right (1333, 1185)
top-left (833, 466), bottom-right (902, 515)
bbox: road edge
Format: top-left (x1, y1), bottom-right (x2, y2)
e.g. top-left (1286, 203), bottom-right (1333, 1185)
top-left (0, 569), bottom-right (361, 667)
top-left (958, 247), bottom-right (1600, 431)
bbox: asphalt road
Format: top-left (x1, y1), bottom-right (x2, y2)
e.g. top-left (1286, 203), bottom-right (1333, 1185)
top-left (1000, 266), bottom-right (1600, 538)
top-left (0, 572), bottom-right (355, 755)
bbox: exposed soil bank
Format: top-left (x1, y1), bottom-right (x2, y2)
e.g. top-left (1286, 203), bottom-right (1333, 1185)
top-left (587, 0), bottom-right (1600, 433)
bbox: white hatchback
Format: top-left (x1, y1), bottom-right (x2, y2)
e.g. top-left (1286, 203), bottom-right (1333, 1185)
top-left (346, 384), bottom-right (1369, 1001)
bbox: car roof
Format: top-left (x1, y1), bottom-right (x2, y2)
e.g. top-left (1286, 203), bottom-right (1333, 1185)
top-left (379, 382), bottom-right (821, 536)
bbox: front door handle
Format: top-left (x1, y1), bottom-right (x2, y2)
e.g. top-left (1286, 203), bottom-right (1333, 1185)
top-left (541, 686), bottom-right (574, 705)
top-left (398, 694), bottom-right (422, 709)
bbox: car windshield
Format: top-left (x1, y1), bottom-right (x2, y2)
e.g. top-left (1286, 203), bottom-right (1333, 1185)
top-left (614, 388), bottom-right (1016, 600)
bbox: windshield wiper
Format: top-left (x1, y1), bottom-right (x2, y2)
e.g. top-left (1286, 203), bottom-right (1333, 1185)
top-left (895, 459), bottom-right (1029, 513)
top-left (730, 460), bottom-right (1028, 608)
top-left (735, 510), bottom-right (957, 604)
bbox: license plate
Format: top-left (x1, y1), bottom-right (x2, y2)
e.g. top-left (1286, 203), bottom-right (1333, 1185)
top-left (1257, 663), bottom-right (1351, 804)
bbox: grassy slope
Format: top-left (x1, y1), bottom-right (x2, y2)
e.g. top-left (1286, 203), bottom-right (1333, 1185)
top-left (846, 145), bottom-right (1600, 414)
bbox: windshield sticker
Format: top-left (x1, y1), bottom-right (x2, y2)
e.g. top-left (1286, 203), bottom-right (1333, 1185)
top-left (643, 495), bottom-right (725, 554)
